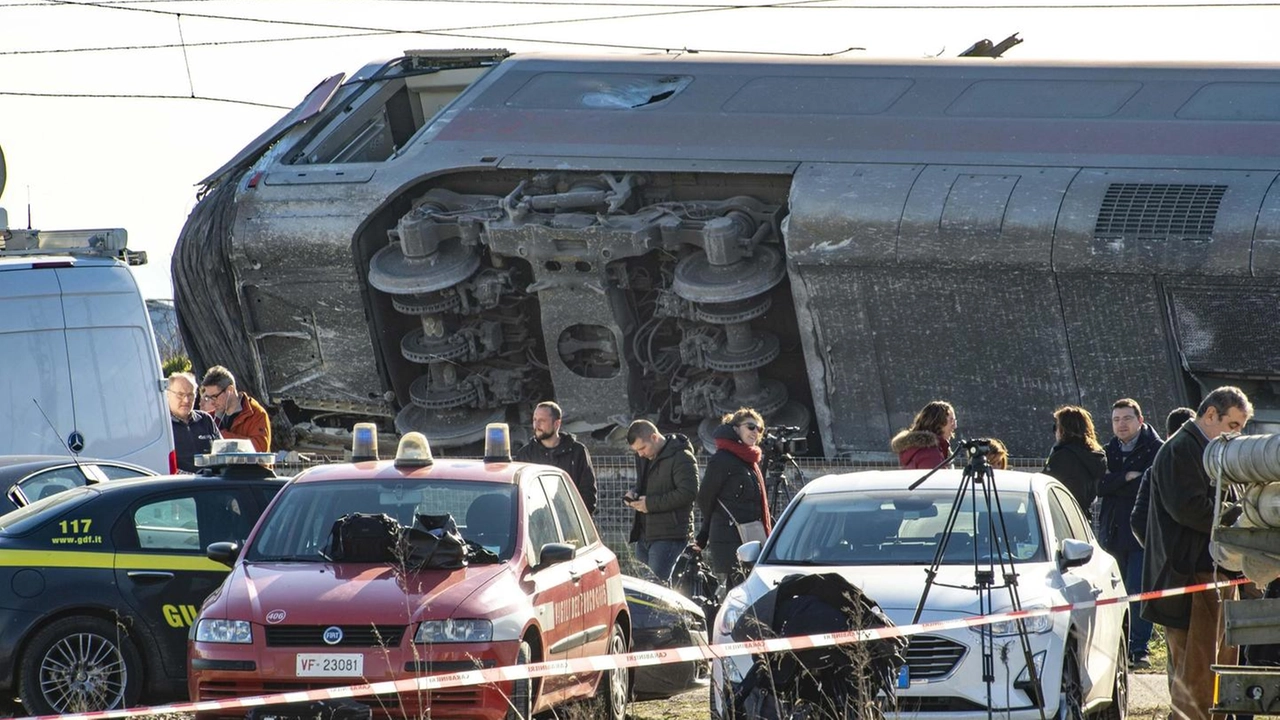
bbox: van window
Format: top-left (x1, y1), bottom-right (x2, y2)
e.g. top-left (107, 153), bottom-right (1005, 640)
top-left (0, 328), bottom-right (74, 454)
top-left (65, 326), bottom-right (165, 457)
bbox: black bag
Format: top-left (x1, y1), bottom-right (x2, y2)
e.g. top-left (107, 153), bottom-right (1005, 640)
top-left (670, 545), bottom-right (720, 638)
top-left (404, 513), bottom-right (468, 570)
top-left (327, 513), bottom-right (401, 563)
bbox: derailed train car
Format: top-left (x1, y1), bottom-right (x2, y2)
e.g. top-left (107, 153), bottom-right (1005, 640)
top-left (174, 51), bottom-right (1280, 456)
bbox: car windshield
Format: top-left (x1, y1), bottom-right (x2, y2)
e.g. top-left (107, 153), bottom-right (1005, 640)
top-left (0, 486), bottom-right (94, 535)
top-left (764, 488), bottom-right (1045, 566)
top-left (246, 479), bottom-right (519, 562)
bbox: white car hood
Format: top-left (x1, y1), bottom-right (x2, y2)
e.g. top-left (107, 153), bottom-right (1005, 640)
top-left (747, 562), bottom-right (1056, 625)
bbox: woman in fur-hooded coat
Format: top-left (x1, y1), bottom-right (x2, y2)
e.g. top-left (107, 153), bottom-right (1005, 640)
top-left (890, 401), bottom-right (957, 470)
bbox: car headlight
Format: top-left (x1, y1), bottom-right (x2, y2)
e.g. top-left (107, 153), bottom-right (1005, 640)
top-left (414, 619), bottom-right (493, 643)
top-left (715, 586), bottom-right (751, 638)
top-left (971, 609), bottom-right (1053, 636)
top-left (195, 619), bottom-right (253, 644)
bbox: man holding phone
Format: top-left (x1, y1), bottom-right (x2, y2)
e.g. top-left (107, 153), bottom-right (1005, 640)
top-left (625, 419), bottom-right (699, 584)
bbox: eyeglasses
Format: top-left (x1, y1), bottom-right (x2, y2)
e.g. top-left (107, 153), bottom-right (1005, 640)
top-left (740, 422), bottom-right (762, 432)
top-left (201, 388), bottom-right (227, 403)
top-left (168, 390), bottom-right (195, 399)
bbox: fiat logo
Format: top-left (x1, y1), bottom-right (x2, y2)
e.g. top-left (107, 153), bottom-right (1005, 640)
top-left (265, 610), bottom-right (287, 624)
top-left (323, 626), bottom-right (344, 645)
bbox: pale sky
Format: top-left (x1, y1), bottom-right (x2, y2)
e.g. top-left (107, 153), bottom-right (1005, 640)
top-left (3, 0), bottom-right (1278, 299)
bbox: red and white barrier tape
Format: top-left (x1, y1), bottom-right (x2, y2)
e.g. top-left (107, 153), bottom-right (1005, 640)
top-left (25, 576), bottom-right (1247, 720)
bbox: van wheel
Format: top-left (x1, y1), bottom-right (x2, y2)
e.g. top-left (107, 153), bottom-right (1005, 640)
top-left (596, 623), bottom-right (629, 720)
top-left (19, 616), bottom-right (142, 714)
top-left (504, 640), bottom-right (533, 720)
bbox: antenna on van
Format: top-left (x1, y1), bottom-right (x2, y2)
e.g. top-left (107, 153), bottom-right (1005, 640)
top-left (32, 399), bottom-right (87, 473)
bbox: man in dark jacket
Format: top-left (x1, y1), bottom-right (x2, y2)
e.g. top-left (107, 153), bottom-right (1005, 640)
top-left (1143, 387), bottom-right (1251, 720)
top-left (1099, 398), bottom-right (1162, 668)
top-left (168, 371), bottom-right (221, 472)
top-left (515, 401), bottom-right (597, 514)
top-left (1130, 406), bottom-right (1196, 548)
top-left (625, 419), bottom-right (698, 583)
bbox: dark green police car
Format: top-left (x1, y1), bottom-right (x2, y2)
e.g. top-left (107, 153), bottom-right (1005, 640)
top-left (0, 447), bottom-right (285, 714)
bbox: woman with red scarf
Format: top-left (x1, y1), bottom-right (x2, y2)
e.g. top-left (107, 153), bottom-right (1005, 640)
top-left (694, 407), bottom-right (772, 588)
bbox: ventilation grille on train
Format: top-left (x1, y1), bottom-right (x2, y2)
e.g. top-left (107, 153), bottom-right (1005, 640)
top-left (1094, 183), bottom-right (1226, 241)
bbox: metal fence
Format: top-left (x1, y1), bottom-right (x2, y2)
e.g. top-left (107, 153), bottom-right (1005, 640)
top-left (274, 454), bottom-right (1047, 583)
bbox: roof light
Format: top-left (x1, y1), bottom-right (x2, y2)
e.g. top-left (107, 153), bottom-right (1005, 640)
top-left (195, 438), bottom-right (275, 467)
top-left (483, 423), bottom-right (511, 464)
top-left (395, 432), bottom-right (434, 468)
top-left (352, 422), bottom-right (379, 462)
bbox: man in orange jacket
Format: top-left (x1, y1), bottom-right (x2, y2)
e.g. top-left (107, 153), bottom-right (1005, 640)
top-left (199, 365), bottom-right (272, 452)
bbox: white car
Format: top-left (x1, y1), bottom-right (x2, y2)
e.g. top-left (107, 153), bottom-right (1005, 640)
top-left (710, 468), bottom-right (1129, 720)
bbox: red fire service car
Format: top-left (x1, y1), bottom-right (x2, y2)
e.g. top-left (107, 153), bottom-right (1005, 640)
top-left (188, 424), bottom-right (630, 720)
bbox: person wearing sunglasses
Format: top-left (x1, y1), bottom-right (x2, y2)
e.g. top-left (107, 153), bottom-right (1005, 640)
top-left (694, 407), bottom-right (771, 590)
top-left (199, 365), bottom-right (272, 453)
top-left (890, 400), bottom-right (957, 470)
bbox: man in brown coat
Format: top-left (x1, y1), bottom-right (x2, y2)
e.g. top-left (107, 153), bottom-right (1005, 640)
top-left (200, 366), bottom-right (272, 453)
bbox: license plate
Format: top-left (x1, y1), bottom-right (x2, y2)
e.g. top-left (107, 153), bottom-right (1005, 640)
top-left (897, 664), bottom-right (910, 689)
top-left (296, 653), bottom-right (363, 677)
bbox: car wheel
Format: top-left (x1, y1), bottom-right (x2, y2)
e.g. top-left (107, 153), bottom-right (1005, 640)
top-left (504, 640), bottom-right (533, 720)
top-left (19, 616), bottom-right (143, 714)
top-left (595, 623), bottom-right (629, 720)
top-left (1096, 636), bottom-right (1128, 720)
top-left (1055, 644), bottom-right (1085, 720)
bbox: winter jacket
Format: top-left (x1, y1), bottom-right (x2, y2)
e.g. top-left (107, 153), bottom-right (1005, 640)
top-left (1141, 421), bottom-right (1234, 629)
top-left (627, 434), bottom-right (698, 543)
top-left (1043, 438), bottom-right (1106, 517)
top-left (515, 432), bottom-right (597, 514)
top-left (890, 430), bottom-right (949, 470)
top-left (1097, 424), bottom-right (1162, 554)
top-left (696, 425), bottom-right (768, 547)
top-left (1131, 469), bottom-right (1152, 548)
top-left (218, 392), bottom-right (271, 452)
top-left (171, 409), bottom-right (222, 472)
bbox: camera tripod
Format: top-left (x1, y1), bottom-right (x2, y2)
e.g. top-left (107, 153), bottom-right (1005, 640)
top-left (762, 450), bottom-right (803, 519)
top-left (909, 440), bottom-right (1047, 720)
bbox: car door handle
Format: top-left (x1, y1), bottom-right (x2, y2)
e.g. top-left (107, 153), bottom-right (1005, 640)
top-left (1091, 587), bottom-right (1104, 597)
top-left (568, 569), bottom-right (581, 583)
top-left (595, 559), bottom-right (608, 574)
top-left (1111, 575), bottom-right (1122, 588)
top-left (127, 570), bottom-right (175, 582)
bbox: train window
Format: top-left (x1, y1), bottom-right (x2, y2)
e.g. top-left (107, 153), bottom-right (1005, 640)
top-left (946, 79), bottom-right (1140, 118)
top-left (291, 68), bottom-right (490, 165)
top-left (1177, 83), bottom-right (1280, 121)
top-left (723, 77), bottom-right (912, 115)
top-left (506, 73), bottom-right (692, 110)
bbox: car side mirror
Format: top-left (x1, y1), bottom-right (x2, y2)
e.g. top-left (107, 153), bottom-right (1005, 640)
top-left (1059, 538), bottom-right (1093, 570)
top-left (537, 542), bottom-right (575, 568)
top-left (207, 541), bottom-right (241, 567)
top-left (736, 541), bottom-right (762, 566)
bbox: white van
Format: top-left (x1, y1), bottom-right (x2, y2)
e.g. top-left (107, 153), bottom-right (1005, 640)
top-left (0, 217), bottom-right (174, 473)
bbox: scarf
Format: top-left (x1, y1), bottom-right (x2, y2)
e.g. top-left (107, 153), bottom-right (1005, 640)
top-left (714, 437), bottom-right (772, 532)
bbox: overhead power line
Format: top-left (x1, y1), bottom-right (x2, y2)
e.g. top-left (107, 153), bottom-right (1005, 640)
top-left (0, 90), bottom-right (290, 108)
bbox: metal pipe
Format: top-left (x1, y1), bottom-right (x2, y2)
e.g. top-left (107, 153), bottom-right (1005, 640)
top-left (1205, 434), bottom-right (1280, 484)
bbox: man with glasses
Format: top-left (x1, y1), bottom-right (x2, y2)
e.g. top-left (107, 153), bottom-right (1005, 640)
top-left (200, 366), bottom-right (271, 452)
top-left (168, 371), bottom-right (221, 472)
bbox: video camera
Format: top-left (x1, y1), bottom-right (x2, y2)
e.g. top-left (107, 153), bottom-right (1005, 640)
top-left (761, 425), bottom-right (808, 459)
top-left (958, 438), bottom-right (993, 456)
